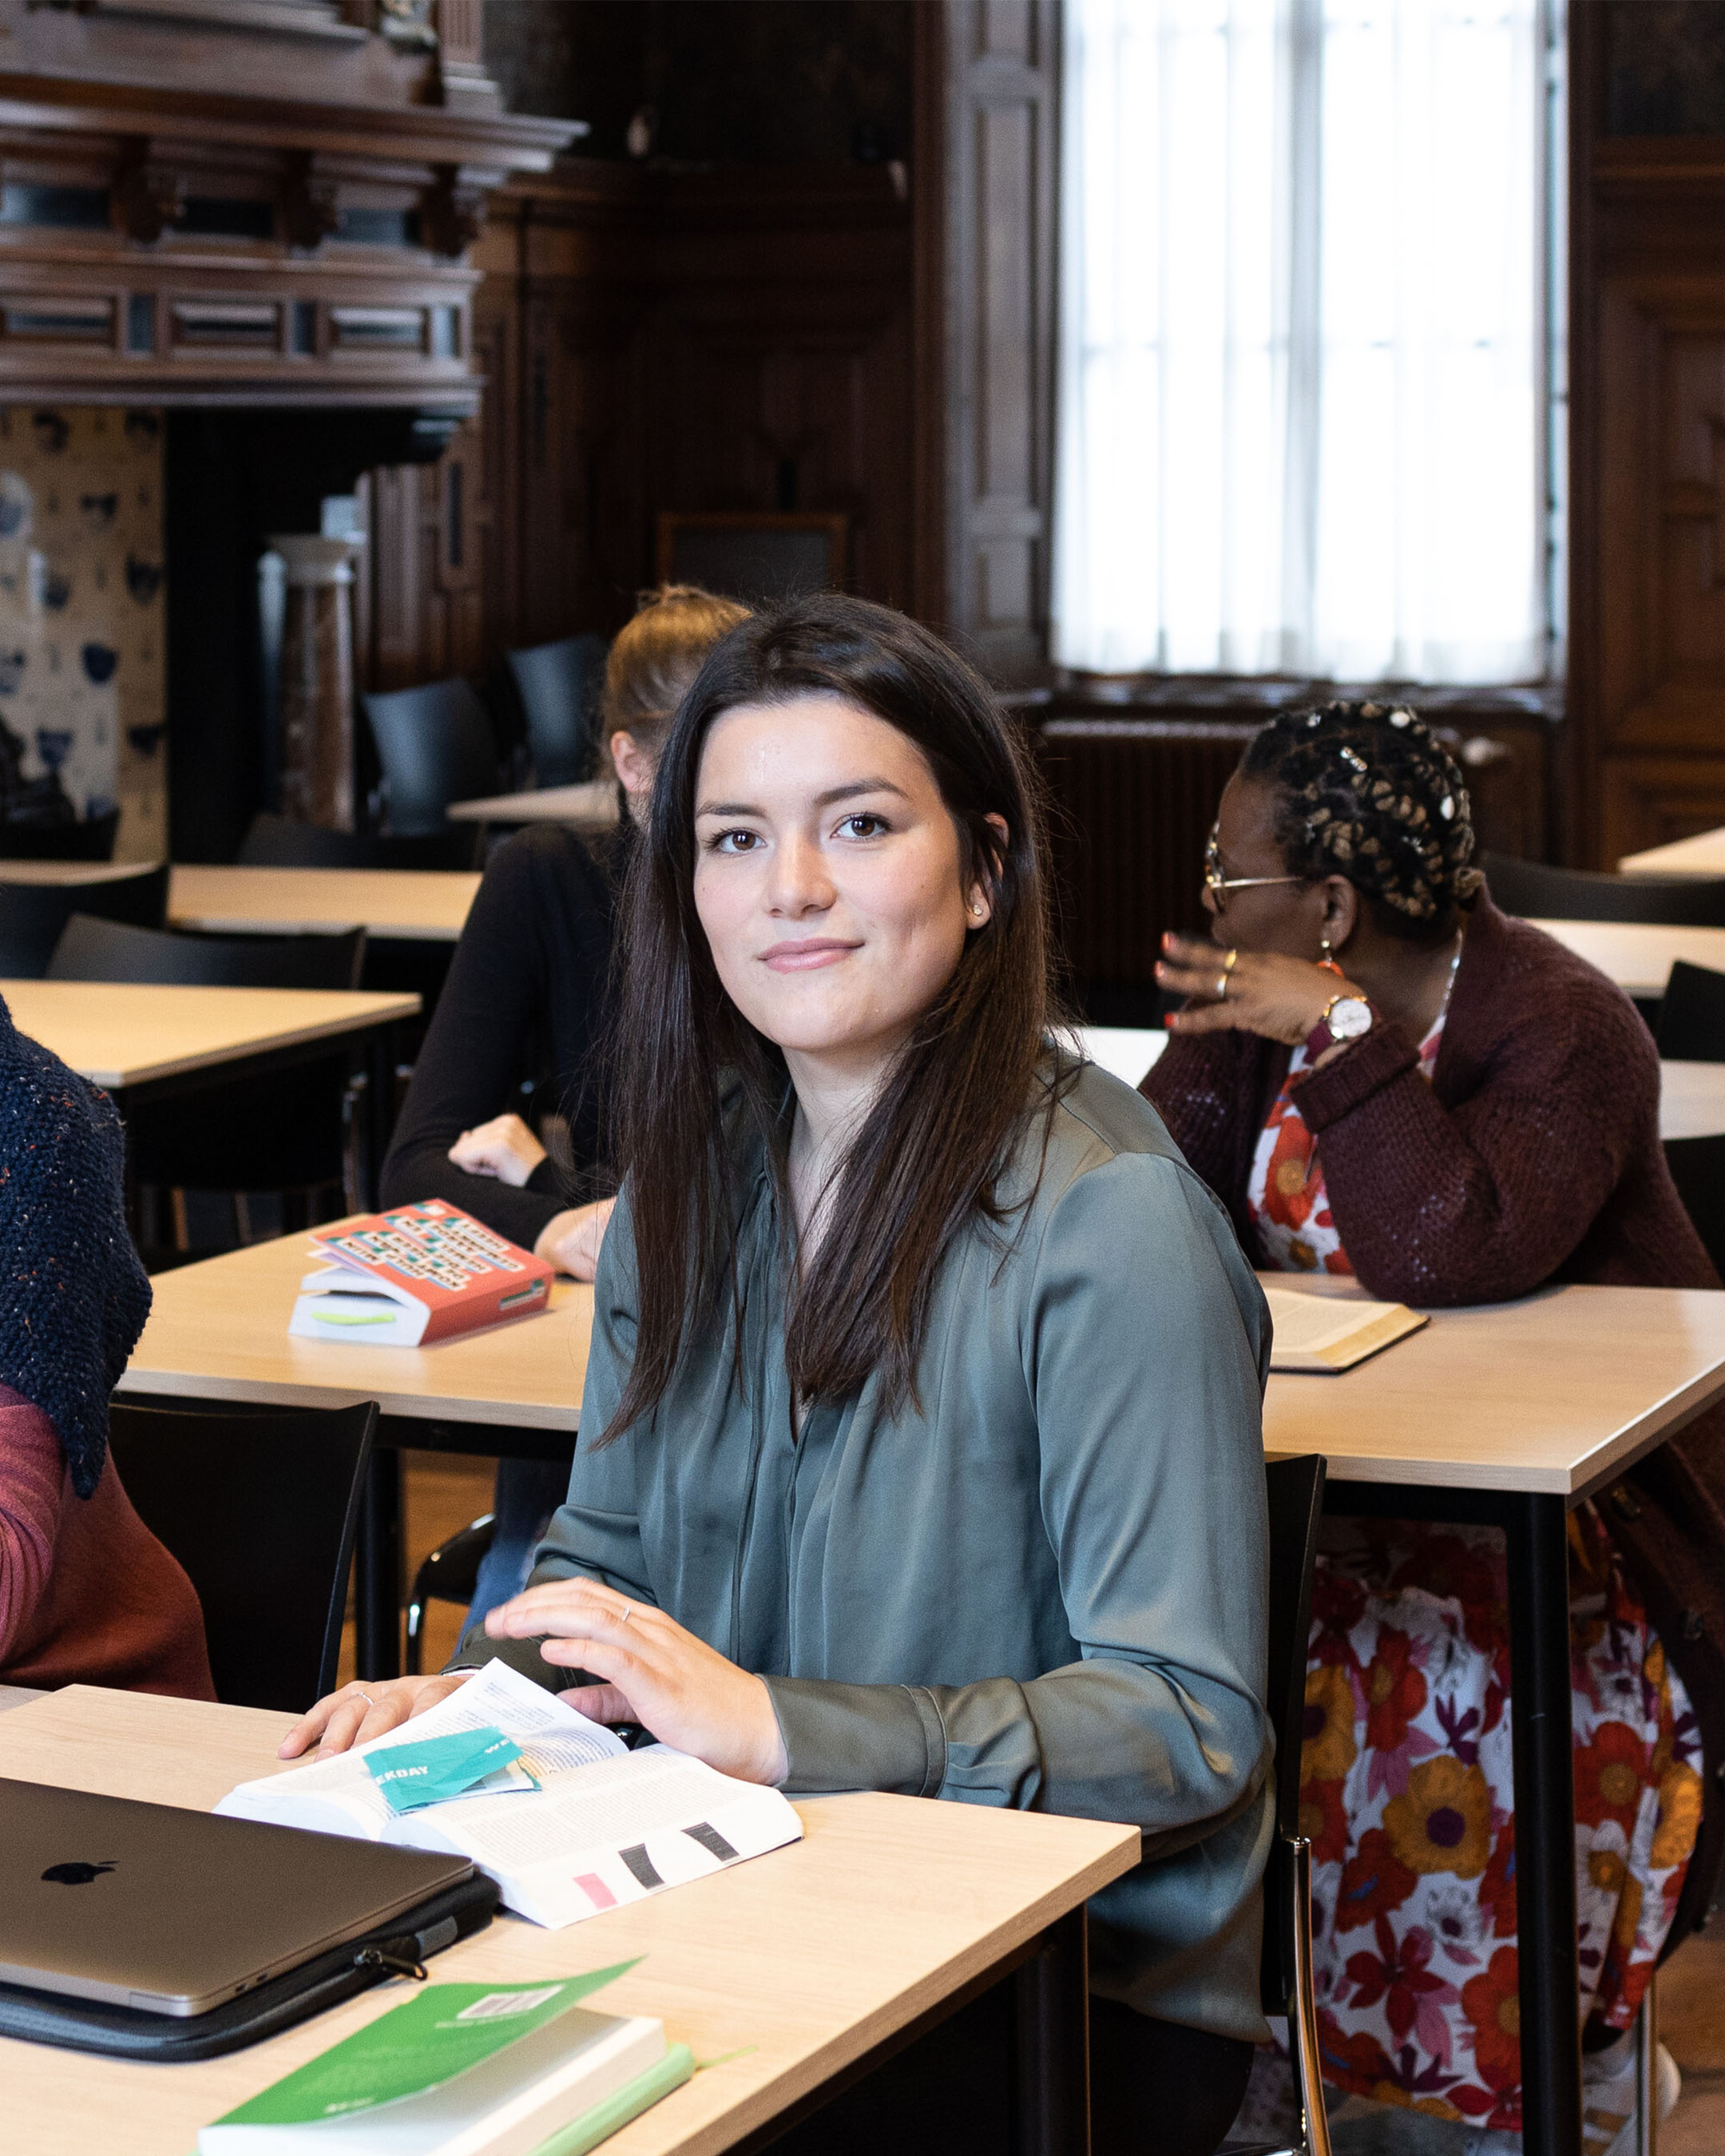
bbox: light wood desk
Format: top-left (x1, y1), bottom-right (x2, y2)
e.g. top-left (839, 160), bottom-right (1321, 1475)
top-left (1530, 916), bottom-right (1725, 998)
top-left (1263, 1275), bottom-right (1725, 1496)
top-left (0, 858), bottom-right (164, 886)
top-left (1267, 1272), bottom-right (1725, 2156)
top-left (446, 779), bottom-right (619, 832)
top-left (1, 979), bottom-right (420, 1092)
top-left (1659, 1058), bottom-right (1725, 1139)
top-left (169, 865), bottom-right (481, 944)
top-left (1075, 1025), bottom-right (1166, 1088)
top-left (1619, 827), bottom-right (1725, 878)
top-left (1080, 1024), bottom-right (1725, 1140)
top-left (121, 1227), bottom-right (590, 1439)
top-left (119, 1228), bottom-right (590, 1678)
top-left (3, 1686), bottom-right (1137, 2156)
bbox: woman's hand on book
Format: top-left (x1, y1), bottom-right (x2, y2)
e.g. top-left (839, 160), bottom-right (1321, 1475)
top-left (534, 1199), bottom-right (617, 1280)
top-left (448, 1112), bottom-right (548, 1187)
top-left (485, 1581), bottom-right (790, 1786)
top-left (276, 1673), bottom-right (474, 1761)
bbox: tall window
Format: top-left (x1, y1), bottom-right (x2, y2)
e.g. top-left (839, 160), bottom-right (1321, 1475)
top-left (1052, 0), bottom-right (1557, 685)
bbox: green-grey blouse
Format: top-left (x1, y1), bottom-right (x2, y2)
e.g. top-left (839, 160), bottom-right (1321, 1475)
top-left (455, 1059), bottom-right (1275, 2043)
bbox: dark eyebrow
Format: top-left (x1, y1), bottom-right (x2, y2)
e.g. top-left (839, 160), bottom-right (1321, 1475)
top-left (694, 777), bottom-right (910, 819)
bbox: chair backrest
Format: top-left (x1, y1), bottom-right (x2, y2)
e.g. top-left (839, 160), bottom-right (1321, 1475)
top-left (0, 860), bottom-right (169, 977)
top-left (1664, 1133), bottom-right (1725, 1278)
top-left (1483, 851), bottom-right (1725, 928)
top-left (0, 807), bottom-right (119, 862)
top-left (362, 680), bottom-right (500, 836)
top-left (506, 633), bottom-right (608, 789)
top-left (1656, 961), bottom-right (1725, 1061)
top-left (106, 1400), bottom-right (376, 1711)
top-left (1261, 1453), bottom-right (1327, 2013)
top-left (49, 914), bottom-right (365, 989)
top-left (237, 812), bottom-right (477, 873)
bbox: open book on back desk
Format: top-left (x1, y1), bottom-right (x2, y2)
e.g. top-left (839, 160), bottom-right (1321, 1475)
top-left (1262, 1286), bottom-right (1429, 1373)
top-left (216, 1661), bottom-right (802, 1929)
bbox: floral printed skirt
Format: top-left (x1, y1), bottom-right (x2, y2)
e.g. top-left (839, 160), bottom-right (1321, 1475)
top-left (1300, 1509), bottom-right (1704, 2133)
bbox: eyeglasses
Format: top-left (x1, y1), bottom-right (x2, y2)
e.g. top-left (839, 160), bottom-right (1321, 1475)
top-left (1202, 826), bottom-right (1304, 910)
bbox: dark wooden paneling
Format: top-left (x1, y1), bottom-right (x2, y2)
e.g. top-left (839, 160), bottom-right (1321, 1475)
top-left (359, 159), bottom-right (916, 685)
top-left (1572, 10), bottom-right (1725, 865)
top-left (939, 0), bottom-right (1058, 683)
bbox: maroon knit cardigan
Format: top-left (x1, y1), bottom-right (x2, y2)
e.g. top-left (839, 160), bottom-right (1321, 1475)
top-left (1142, 893), bottom-right (1725, 1933)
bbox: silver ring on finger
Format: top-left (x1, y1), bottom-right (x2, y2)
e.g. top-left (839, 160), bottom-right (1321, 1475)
top-left (355, 1689), bottom-right (375, 1707)
top-left (1215, 972), bottom-right (1229, 1001)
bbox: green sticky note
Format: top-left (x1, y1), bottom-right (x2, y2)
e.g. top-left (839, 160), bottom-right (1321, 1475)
top-left (364, 1726), bottom-right (525, 1813)
top-left (212, 1966), bottom-right (642, 2126)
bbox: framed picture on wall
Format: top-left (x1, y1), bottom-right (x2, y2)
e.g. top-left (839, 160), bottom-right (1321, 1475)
top-left (655, 511), bottom-right (849, 606)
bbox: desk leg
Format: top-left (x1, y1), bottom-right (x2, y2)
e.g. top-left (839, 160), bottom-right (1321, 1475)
top-left (1505, 1492), bottom-right (1582, 2156)
top-left (1015, 1908), bottom-right (1090, 2156)
top-left (355, 1449), bottom-right (402, 1681)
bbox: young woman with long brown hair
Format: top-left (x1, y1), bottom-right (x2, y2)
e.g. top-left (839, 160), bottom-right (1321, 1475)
top-left (379, 585), bottom-right (747, 1620)
top-left (288, 595), bottom-right (1274, 2155)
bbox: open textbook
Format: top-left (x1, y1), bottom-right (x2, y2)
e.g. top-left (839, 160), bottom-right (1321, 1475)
top-left (216, 1662), bottom-right (802, 1929)
top-left (1263, 1287), bottom-right (1428, 1373)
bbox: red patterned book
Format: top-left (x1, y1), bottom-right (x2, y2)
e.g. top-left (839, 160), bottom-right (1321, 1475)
top-left (289, 1200), bottom-right (554, 1348)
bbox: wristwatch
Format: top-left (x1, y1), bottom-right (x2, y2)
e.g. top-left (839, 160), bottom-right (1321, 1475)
top-left (1307, 991), bottom-right (1374, 1058)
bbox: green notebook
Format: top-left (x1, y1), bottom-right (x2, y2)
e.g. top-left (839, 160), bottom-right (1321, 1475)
top-left (198, 1966), bottom-right (693, 2155)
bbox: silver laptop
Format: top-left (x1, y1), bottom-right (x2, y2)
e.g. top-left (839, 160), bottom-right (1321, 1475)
top-left (0, 1779), bottom-right (475, 2016)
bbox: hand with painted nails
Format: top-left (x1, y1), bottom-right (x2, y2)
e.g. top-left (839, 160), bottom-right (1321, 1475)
top-left (1155, 931), bottom-right (1364, 1048)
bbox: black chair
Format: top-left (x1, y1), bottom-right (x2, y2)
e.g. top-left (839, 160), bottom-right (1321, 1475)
top-left (1482, 852), bottom-right (1725, 928)
top-left (0, 807), bottom-right (119, 861)
top-left (237, 812), bottom-right (476, 874)
top-left (50, 914), bottom-right (365, 991)
top-left (362, 680), bottom-right (500, 837)
top-left (1664, 1136), bottom-right (1725, 1279)
top-left (1655, 961), bottom-right (1725, 1061)
top-left (1223, 1453), bottom-right (1332, 2156)
top-left (506, 633), bottom-right (608, 788)
top-left (403, 1513), bottom-right (497, 1675)
top-left (0, 860), bottom-right (169, 977)
top-left (106, 1400), bottom-right (376, 1711)
top-left (48, 914), bottom-right (371, 1237)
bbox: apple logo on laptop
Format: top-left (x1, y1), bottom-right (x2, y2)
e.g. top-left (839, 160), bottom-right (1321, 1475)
top-left (41, 1861), bottom-right (116, 1886)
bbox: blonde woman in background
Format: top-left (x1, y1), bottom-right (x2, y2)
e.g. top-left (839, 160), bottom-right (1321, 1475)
top-left (380, 585), bottom-right (748, 1620)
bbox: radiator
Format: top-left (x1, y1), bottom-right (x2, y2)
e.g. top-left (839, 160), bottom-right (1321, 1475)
top-left (1033, 719), bottom-right (1259, 1003)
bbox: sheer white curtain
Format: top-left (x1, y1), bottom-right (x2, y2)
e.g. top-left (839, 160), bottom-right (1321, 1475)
top-left (1053, 0), bottom-right (1545, 684)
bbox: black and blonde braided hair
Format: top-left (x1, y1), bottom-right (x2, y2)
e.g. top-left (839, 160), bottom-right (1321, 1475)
top-left (1239, 698), bottom-right (1485, 944)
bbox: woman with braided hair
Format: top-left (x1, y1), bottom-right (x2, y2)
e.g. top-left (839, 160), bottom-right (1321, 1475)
top-left (1145, 700), bottom-right (1724, 2150)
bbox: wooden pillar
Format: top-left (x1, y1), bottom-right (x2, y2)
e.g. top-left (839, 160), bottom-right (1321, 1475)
top-left (272, 533), bottom-right (361, 831)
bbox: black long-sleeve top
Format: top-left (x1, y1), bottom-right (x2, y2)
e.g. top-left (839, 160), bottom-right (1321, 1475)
top-left (379, 822), bottom-right (625, 1250)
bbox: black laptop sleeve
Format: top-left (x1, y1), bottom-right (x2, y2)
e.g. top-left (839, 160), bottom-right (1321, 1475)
top-left (0, 1871), bottom-right (499, 2061)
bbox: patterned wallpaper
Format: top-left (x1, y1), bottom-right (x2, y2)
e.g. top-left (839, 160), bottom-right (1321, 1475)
top-left (0, 406), bottom-right (166, 861)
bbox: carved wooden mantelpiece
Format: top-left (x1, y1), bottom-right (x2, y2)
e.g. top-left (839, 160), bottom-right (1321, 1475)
top-left (0, 0), bottom-right (582, 406)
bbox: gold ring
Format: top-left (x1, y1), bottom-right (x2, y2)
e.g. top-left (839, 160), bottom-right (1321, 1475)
top-left (1223, 947), bottom-right (1239, 973)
